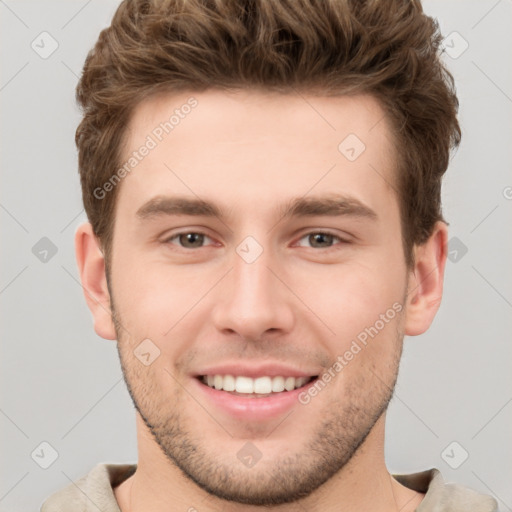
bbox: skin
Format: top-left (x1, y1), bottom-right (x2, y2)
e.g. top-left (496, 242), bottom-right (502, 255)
top-left (76, 90), bottom-right (447, 512)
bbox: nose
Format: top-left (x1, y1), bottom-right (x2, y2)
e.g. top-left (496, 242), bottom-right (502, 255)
top-left (211, 242), bottom-right (295, 341)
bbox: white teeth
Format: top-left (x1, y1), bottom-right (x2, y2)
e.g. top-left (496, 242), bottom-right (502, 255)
top-left (235, 376), bottom-right (254, 393)
top-left (214, 375), bottom-right (223, 390)
top-left (284, 376), bottom-right (295, 391)
top-left (254, 376), bottom-right (272, 394)
top-left (201, 374), bottom-right (314, 394)
top-left (223, 374), bottom-right (236, 391)
top-left (295, 377), bottom-right (308, 388)
top-left (271, 376), bottom-right (285, 392)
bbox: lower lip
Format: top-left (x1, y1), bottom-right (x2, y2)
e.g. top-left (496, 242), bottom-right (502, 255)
top-left (191, 377), bottom-right (318, 422)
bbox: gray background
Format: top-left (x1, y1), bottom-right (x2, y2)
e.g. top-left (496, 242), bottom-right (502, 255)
top-left (1, 1), bottom-right (511, 510)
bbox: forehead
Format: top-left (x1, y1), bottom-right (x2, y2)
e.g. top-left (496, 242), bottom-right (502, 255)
top-left (116, 89), bottom-right (397, 221)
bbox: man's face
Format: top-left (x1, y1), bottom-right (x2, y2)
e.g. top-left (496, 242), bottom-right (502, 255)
top-left (109, 90), bottom-right (409, 505)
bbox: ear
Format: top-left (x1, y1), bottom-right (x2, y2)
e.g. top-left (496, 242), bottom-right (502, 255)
top-left (404, 221), bottom-right (448, 336)
top-left (75, 222), bottom-right (117, 340)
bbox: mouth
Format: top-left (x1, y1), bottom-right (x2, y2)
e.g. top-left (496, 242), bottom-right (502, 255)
top-left (196, 374), bottom-right (318, 398)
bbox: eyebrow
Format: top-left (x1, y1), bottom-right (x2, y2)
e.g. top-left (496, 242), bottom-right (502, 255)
top-left (135, 194), bottom-right (377, 222)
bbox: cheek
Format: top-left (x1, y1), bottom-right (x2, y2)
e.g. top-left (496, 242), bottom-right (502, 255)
top-left (111, 251), bottom-right (215, 338)
top-left (292, 255), bottom-right (405, 333)
top-left (291, 263), bottom-right (406, 383)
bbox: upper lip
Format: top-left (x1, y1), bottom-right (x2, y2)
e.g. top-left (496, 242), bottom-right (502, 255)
top-left (192, 362), bottom-right (321, 379)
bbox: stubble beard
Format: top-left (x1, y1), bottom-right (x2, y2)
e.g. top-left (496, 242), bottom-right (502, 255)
top-left (112, 302), bottom-right (404, 506)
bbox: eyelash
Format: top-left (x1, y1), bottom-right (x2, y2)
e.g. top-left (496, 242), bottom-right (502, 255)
top-left (162, 231), bottom-right (349, 250)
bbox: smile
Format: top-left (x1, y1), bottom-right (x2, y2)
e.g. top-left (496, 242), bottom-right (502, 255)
top-left (193, 373), bottom-right (320, 420)
top-left (199, 374), bottom-right (316, 397)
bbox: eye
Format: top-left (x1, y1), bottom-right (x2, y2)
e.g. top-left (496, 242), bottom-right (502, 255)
top-left (162, 230), bottom-right (348, 250)
top-left (295, 231), bottom-right (347, 249)
top-left (164, 231), bottom-right (215, 249)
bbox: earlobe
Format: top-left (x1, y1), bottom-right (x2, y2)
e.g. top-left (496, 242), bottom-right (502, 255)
top-left (404, 222), bottom-right (448, 336)
top-left (75, 222), bottom-right (117, 340)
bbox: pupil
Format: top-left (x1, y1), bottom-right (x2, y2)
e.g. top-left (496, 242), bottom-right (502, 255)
top-left (181, 233), bottom-right (203, 248)
top-left (311, 233), bottom-right (332, 247)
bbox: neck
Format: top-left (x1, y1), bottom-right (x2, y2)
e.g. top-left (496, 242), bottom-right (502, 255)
top-left (115, 413), bottom-right (423, 512)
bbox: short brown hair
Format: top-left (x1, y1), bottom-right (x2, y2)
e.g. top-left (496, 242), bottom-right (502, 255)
top-left (75, 0), bottom-right (461, 267)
